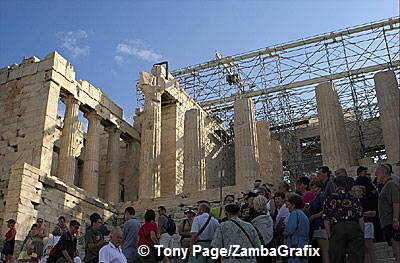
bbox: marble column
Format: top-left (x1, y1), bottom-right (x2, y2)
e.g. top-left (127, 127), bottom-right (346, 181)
top-left (138, 81), bottom-right (164, 199)
top-left (56, 96), bottom-right (80, 184)
top-left (271, 139), bottom-right (283, 187)
top-left (234, 98), bottom-right (260, 188)
top-left (104, 126), bottom-right (121, 203)
top-left (124, 138), bottom-right (140, 201)
top-left (374, 70), bottom-right (400, 164)
top-left (183, 109), bottom-right (206, 193)
top-left (82, 111), bottom-right (102, 196)
top-left (256, 120), bottom-right (273, 184)
top-left (315, 82), bottom-right (354, 171)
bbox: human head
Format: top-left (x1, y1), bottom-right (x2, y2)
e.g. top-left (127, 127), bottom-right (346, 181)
top-left (184, 209), bottom-right (196, 219)
top-left (287, 194), bottom-right (303, 211)
top-left (89, 213), bottom-right (102, 230)
top-left (58, 216), bottom-right (66, 226)
top-left (37, 218), bottom-right (44, 226)
top-left (278, 182), bottom-right (289, 193)
top-left (52, 226), bottom-right (63, 237)
top-left (351, 185), bottom-right (365, 199)
top-left (69, 220), bottom-right (80, 235)
top-left (310, 180), bottom-right (323, 195)
top-left (274, 192), bottom-right (286, 207)
top-left (158, 206), bottom-right (166, 216)
top-left (317, 166), bottom-right (331, 182)
top-left (198, 203), bottom-right (210, 215)
top-left (224, 195), bottom-right (235, 205)
top-left (224, 204), bottom-right (240, 219)
top-left (144, 210), bottom-right (156, 222)
top-left (31, 224), bottom-right (38, 231)
top-left (124, 207), bottom-right (135, 221)
top-left (254, 179), bottom-right (262, 189)
top-left (110, 228), bottom-right (124, 247)
top-left (295, 177), bottom-right (310, 193)
top-left (253, 195), bottom-right (268, 213)
top-left (26, 244), bottom-right (35, 255)
top-left (333, 176), bottom-right (347, 190)
top-left (6, 219), bottom-right (16, 228)
top-left (246, 191), bottom-right (258, 208)
top-left (357, 166), bottom-right (368, 177)
top-left (335, 168), bottom-right (348, 177)
top-left (375, 164), bottom-right (391, 184)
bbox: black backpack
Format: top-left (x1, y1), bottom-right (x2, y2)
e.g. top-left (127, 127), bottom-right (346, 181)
top-left (165, 215), bottom-right (176, 235)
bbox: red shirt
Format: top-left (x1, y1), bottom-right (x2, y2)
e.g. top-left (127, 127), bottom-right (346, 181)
top-left (137, 222), bottom-right (158, 248)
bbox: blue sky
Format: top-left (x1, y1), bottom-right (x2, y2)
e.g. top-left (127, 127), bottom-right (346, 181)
top-left (1, 0), bottom-right (398, 123)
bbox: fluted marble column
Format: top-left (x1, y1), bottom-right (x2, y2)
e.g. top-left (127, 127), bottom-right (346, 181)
top-left (82, 111), bottom-right (102, 195)
top-left (256, 120), bottom-right (273, 184)
top-left (234, 98), bottom-right (260, 188)
top-left (374, 70), bottom-right (400, 164)
top-left (271, 139), bottom-right (283, 187)
top-left (183, 109), bottom-right (206, 193)
top-left (316, 82), bottom-right (354, 171)
top-left (104, 126), bottom-right (121, 203)
top-left (57, 96), bottom-right (80, 184)
top-left (138, 83), bottom-right (164, 199)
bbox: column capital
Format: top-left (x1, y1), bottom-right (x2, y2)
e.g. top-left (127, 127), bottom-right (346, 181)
top-left (105, 125), bottom-right (121, 135)
top-left (62, 95), bottom-right (80, 106)
top-left (84, 111), bottom-right (102, 121)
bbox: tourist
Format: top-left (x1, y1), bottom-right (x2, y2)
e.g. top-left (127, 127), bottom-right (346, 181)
top-left (2, 218), bottom-right (16, 263)
top-left (210, 194), bottom-right (234, 222)
top-left (22, 224), bottom-right (38, 252)
top-left (284, 194), bottom-right (310, 263)
top-left (179, 208), bottom-right (196, 248)
top-left (307, 181), bottom-right (329, 263)
top-left (334, 168), bottom-right (355, 192)
top-left (295, 177), bottom-right (314, 209)
top-left (44, 227), bottom-right (63, 257)
top-left (352, 185), bottom-right (377, 263)
top-left (278, 182), bottom-right (290, 194)
top-left (18, 245), bottom-right (39, 263)
top-left (376, 164), bottom-right (400, 262)
top-left (32, 218), bottom-right (47, 259)
top-left (188, 203), bottom-right (219, 263)
top-left (251, 195), bottom-right (274, 256)
top-left (211, 204), bottom-right (261, 263)
top-left (157, 206), bottom-right (173, 252)
top-left (323, 176), bottom-right (364, 263)
top-left (254, 179), bottom-right (262, 190)
top-left (257, 185), bottom-right (271, 199)
top-left (84, 213), bottom-right (107, 263)
top-left (53, 217), bottom-right (68, 235)
top-left (122, 207), bottom-right (140, 263)
top-left (317, 166), bottom-right (335, 196)
top-left (135, 210), bottom-right (159, 263)
top-left (50, 220), bottom-right (80, 263)
top-left (99, 228), bottom-right (127, 263)
top-left (241, 191), bottom-right (258, 222)
top-left (272, 192), bottom-right (290, 250)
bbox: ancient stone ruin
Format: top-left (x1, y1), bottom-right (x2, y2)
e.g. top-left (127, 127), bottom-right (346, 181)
top-left (0, 18), bottom-right (399, 246)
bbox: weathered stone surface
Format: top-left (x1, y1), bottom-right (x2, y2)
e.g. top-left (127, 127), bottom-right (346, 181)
top-left (315, 82), bottom-right (355, 171)
top-left (256, 121), bottom-right (274, 184)
top-left (104, 126), bottom-right (121, 203)
top-left (234, 98), bottom-right (260, 189)
top-left (374, 71), bottom-right (400, 165)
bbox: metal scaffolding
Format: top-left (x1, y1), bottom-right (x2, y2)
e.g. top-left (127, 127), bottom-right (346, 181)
top-left (138, 17), bottom-right (400, 177)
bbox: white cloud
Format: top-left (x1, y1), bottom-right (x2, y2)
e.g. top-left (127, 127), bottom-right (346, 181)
top-left (115, 40), bottom-right (163, 62)
top-left (114, 55), bottom-right (124, 64)
top-left (57, 30), bottom-right (90, 58)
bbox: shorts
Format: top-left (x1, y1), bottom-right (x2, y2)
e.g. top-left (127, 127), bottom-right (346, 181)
top-left (364, 222), bottom-right (374, 239)
top-left (382, 224), bottom-right (400, 246)
top-left (313, 228), bottom-right (328, 239)
top-left (2, 240), bottom-right (15, 255)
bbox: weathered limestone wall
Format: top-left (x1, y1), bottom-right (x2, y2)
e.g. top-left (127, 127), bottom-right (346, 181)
top-left (234, 98), bottom-right (260, 189)
top-left (2, 162), bottom-right (117, 244)
top-left (374, 70), bottom-right (400, 165)
top-left (315, 82), bottom-right (356, 171)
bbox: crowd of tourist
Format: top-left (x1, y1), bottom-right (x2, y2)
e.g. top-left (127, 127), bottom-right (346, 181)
top-left (1, 163), bottom-right (399, 263)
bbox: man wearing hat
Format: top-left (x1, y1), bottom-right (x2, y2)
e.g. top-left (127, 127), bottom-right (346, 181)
top-left (240, 191), bottom-right (258, 222)
top-left (3, 219), bottom-right (16, 263)
top-left (211, 204), bottom-right (261, 262)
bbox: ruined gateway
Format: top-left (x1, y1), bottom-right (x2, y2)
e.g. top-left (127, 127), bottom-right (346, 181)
top-left (0, 18), bottom-right (399, 247)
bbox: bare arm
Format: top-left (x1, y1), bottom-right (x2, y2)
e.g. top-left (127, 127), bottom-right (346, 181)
top-left (324, 220), bottom-right (331, 239)
top-left (61, 250), bottom-right (74, 263)
top-left (358, 217), bottom-right (365, 233)
top-left (309, 211), bottom-right (323, 221)
top-left (363, 211), bottom-right (376, 218)
top-left (150, 230), bottom-right (159, 245)
top-left (393, 203), bottom-right (399, 230)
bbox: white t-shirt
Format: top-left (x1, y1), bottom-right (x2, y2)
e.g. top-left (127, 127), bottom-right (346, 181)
top-left (190, 213), bottom-right (219, 241)
top-left (274, 203), bottom-right (290, 228)
top-left (99, 242), bottom-right (127, 263)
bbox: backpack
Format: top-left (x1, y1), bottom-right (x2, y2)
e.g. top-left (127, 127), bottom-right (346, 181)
top-left (165, 215), bottom-right (176, 236)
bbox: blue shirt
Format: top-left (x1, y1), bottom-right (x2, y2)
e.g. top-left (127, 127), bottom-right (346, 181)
top-left (284, 209), bottom-right (309, 249)
top-left (309, 194), bottom-right (326, 231)
top-left (122, 218), bottom-right (140, 261)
